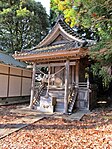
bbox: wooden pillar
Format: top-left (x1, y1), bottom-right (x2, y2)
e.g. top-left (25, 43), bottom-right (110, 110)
top-left (7, 67), bottom-right (10, 97)
top-left (75, 61), bottom-right (79, 87)
top-left (64, 60), bottom-right (69, 113)
top-left (29, 63), bottom-right (36, 109)
top-left (72, 65), bottom-right (75, 84)
top-left (20, 70), bottom-right (23, 96)
top-left (46, 65), bottom-right (50, 96)
top-left (87, 76), bottom-right (90, 110)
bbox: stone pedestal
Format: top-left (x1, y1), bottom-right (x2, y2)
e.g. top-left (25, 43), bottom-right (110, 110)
top-left (40, 95), bottom-right (56, 113)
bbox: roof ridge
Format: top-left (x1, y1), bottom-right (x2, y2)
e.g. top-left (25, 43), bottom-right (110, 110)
top-left (32, 15), bottom-right (94, 50)
top-left (55, 14), bottom-right (64, 23)
top-left (58, 19), bottom-right (85, 41)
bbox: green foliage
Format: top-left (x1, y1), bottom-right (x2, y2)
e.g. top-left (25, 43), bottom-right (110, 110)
top-left (51, 0), bottom-right (112, 88)
top-left (51, 0), bottom-right (112, 34)
top-left (16, 8), bottom-right (31, 17)
top-left (91, 63), bottom-right (112, 88)
top-left (51, 0), bottom-right (80, 27)
top-left (90, 37), bottom-right (112, 88)
top-left (0, 0), bottom-right (49, 53)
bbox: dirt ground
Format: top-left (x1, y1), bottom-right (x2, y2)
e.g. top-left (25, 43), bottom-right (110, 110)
top-left (0, 105), bottom-right (112, 149)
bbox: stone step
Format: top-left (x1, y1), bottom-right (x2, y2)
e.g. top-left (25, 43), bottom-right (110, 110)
top-left (55, 105), bottom-right (64, 110)
top-left (49, 92), bottom-right (64, 98)
top-left (55, 108), bottom-right (64, 113)
top-left (55, 100), bottom-right (64, 113)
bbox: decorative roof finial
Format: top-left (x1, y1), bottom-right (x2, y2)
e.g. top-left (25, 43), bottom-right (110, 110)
top-left (55, 14), bottom-right (64, 23)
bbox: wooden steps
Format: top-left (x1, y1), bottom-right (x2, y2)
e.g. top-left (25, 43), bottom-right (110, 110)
top-left (38, 87), bottom-right (79, 113)
top-left (68, 91), bottom-right (78, 113)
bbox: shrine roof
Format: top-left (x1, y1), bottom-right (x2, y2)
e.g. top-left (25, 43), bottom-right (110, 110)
top-left (14, 15), bottom-right (95, 62)
top-left (36, 15), bottom-right (95, 48)
top-left (14, 41), bottom-right (88, 62)
top-left (23, 41), bottom-right (84, 55)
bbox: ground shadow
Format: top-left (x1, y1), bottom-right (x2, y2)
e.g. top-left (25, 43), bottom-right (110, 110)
top-left (0, 118), bottom-right (108, 130)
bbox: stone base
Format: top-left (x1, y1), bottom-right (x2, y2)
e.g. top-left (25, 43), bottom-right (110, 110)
top-left (39, 95), bottom-right (56, 113)
top-left (40, 105), bottom-right (54, 113)
top-left (0, 96), bottom-right (30, 106)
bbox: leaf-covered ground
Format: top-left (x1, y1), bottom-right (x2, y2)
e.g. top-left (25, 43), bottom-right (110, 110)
top-left (0, 106), bottom-right (112, 149)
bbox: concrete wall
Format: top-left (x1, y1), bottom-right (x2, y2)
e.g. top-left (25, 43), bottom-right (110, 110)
top-left (0, 64), bottom-right (32, 98)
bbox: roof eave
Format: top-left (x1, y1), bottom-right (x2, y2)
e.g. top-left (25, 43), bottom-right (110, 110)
top-left (14, 48), bottom-right (88, 62)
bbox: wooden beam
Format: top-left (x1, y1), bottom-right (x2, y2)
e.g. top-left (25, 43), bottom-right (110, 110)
top-left (35, 57), bottom-right (80, 63)
top-left (64, 60), bottom-right (69, 113)
top-left (22, 56), bottom-right (80, 64)
top-left (27, 62), bottom-right (76, 68)
top-left (29, 63), bottom-right (36, 109)
top-left (14, 49), bottom-right (80, 61)
top-left (37, 62), bottom-right (76, 67)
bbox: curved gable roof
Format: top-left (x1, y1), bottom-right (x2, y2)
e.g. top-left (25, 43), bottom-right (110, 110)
top-left (37, 17), bottom-right (86, 48)
top-left (13, 16), bottom-right (95, 62)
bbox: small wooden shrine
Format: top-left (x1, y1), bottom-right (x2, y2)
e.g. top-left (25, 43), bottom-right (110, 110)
top-left (14, 16), bottom-right (97, 113)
